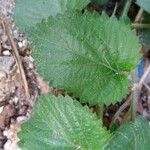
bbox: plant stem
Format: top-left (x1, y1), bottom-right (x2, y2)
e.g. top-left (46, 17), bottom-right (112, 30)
top-left (112, 94), bottom-right (131, 123)
top-left (121, 0), bottom-right (132, 18)
top-left (2, 20), bottom-right (31, 103)
top-left (96, 105), bottom-right (104, 120)
top-left (131, 85), bottom-right (139, 122)
top-left (130, 71), bottom-right (139, 122)
top-left (131, 23), bottom-right (150, 29)
top-left (134, 8), bottom-right (143, 22)
top-left (112, 2), bottom-right (118, 17)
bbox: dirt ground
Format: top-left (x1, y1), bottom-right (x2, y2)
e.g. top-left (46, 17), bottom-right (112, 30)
top-left (0, 0), bottom-right (40, 149)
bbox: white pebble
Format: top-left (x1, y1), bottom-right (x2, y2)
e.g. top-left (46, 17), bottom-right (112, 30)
top-left (3, 50), bottom-right (11, 56)
top-left (143, 110), bottom-right (148, 117)
top-left (3, 130), bottom-right (8, 137)
top-left (0, 106), bottom-right (4, 114)
top-left (28, 63), bottom-right (33, 69)
top-left (13, 97), bottom-right (19, 104)
top-left (13, 30), bottom-right (18, 39)
top-left (4, 140), bottom-right (21, 150)
top-left (17, 116), bottom-right (27, 123)
top-left (18, 42), bottom-right (23, 48)
top-left (22, 39), bottom-right (27, 47)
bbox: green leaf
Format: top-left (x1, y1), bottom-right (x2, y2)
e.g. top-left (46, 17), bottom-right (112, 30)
top-left (14, 0), bottom-right (90, 31)
top-left (18, 94), bottom-right (110, 150)
top-left (136, 0), bottom-right (150, 13)
top-left (105, 117), bottom-right (150, 150)
top-left (29, 12), bottom-right (140, 105)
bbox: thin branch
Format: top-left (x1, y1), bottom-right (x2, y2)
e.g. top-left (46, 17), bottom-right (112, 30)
top-left (134, 8), bottom-right (143, 22)
top-left (131, 84), bottom-right (139, 121)
top-left (112, 2), bottom-right (118, 17)
top-left (143, 82), bottom-right (150, 92)
top-left (2, 20), bottom-right (30, 102)
top-left (121, 0), bottom-right (132, 18)
top-left (139, 64), bottom-right (150, 89)
top-left (131, 23), bottom-right (150, 29)
top-left (112, 94), bottom-right (131, 122)
top-left (95, 105), bottom-right (104, 121)
top-left (121, 107), bottom-right (131, 124)
top-left (130, 63), bottom-right (150, 121)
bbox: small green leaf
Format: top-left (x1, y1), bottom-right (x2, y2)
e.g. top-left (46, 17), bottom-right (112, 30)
top-left (18, 94), bottom-right (110, 150)
top-left (105, 117), bottom-right (150, 150)
top-left (136, 0), bottom-right (150, 13)
top-left (29, 12), bottom-right (140, 105)
top-left (14, 0), bottom-right (90, 31)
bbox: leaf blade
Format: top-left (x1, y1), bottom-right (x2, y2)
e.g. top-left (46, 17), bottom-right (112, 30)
top-left (30, 12), bottom-right (140, 105)
top-left (18, 94), bottom-right (110, 150)
top-left (14, 0), bottom-right (90, 31)
top-left (105, 117), bottom-right (150, 150)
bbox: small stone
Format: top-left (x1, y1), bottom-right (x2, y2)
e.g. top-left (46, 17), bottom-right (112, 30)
top-left (3, 50), bottom-right (11, 56)
top-left (3, 130), bottom-right (8, 137)
top-left (104, 113), bottom-right (109, 117)
top-left (143, 109), bottom-right (148, 117)
top-left (3, 140), bottom-right (11, 150)
top-left (13, 97), bottom-right (18, 104)
top-left (0, 71), bottom-right (7, 80)
top-left (18, 42), bottom-right (23, 48)
top-left (13, 30), bottom-right (18, 39)
top-left (22, 39), bottom-right (27, 47)
top-left (0, 107), bottom-right (4, 114)
top-left (17, 116), bottom-right (27, 123)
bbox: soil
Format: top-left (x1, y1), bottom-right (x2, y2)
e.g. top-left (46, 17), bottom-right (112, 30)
top-left (0, 0), bottom-right (40, 149)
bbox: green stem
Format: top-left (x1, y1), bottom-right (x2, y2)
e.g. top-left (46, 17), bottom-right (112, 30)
top-left (121, 0), bottom-right (132, 18)
top-left (131, 23), bottom-right (150, 29)
top-left (96, 105), bottom-right (104, 120)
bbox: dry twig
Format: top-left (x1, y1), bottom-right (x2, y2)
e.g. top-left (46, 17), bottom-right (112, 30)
top-left (134, 8), bottom-right (143, 23)
top-left (1, 20), bottom-right (30, 102)
top-left (139, 64), bottom-right (150, 89)
top-left (112, 94), bottom-right (131, 123)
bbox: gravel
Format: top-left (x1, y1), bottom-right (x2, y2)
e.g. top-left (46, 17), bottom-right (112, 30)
top-left (0, 1), bottom-right (39, 149)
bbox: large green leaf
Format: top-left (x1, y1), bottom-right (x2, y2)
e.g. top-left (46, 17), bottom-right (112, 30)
top-left (136, 0), bottom-right (150, 13)
top-left (29, 12), bottom-right (140, 105)
top-left (105, 117), bottom-right (150, 150)
top-left (14, 0), bottom-right (90, 31)
top-left (18, 94), bottom-right (110, 150)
